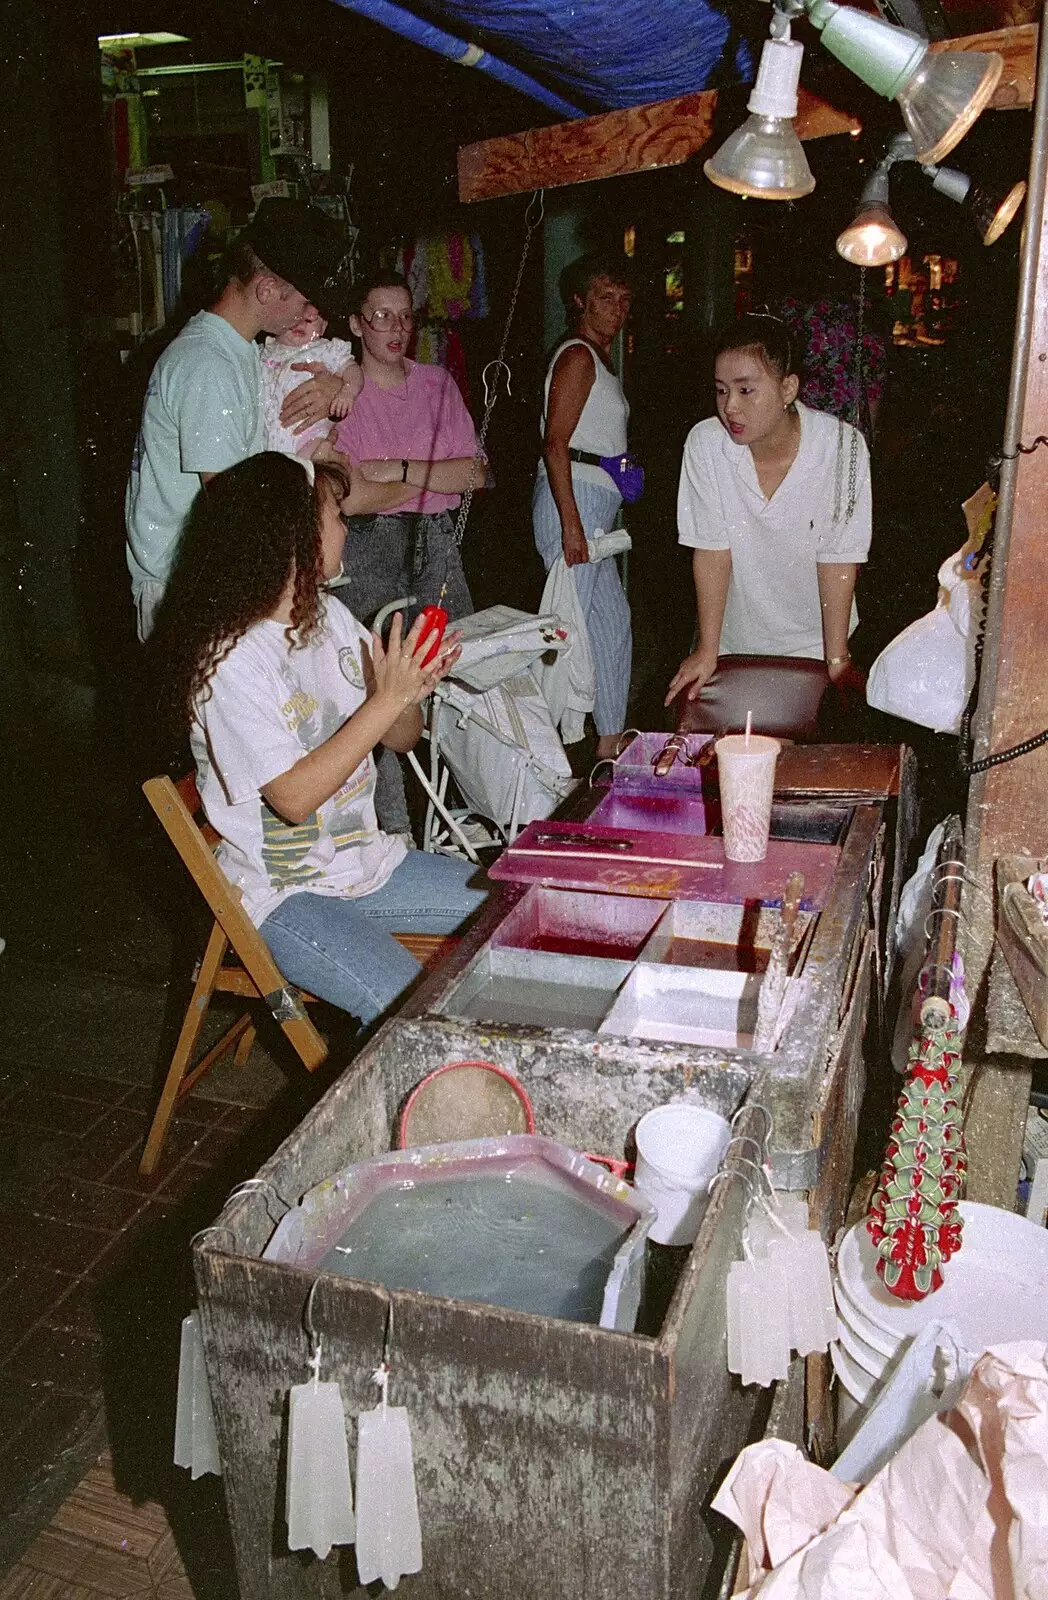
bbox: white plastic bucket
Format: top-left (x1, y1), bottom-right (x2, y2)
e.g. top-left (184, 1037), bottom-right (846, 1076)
top-left (633, 1104), bottom-right (731, 1245)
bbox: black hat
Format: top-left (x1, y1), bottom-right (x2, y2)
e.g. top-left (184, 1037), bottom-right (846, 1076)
top-left (240, 197), bottom-right (350, 318)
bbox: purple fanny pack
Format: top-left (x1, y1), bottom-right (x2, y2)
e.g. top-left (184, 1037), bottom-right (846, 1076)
top-left (570, 447), bottom-right (645, 504)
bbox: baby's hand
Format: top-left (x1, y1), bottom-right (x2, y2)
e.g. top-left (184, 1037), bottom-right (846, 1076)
top-left (331, 364), bottom-right (363, 419)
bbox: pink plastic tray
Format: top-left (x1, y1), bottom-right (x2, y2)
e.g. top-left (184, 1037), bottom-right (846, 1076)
top-left (488, 819), bottom-right (840, 908)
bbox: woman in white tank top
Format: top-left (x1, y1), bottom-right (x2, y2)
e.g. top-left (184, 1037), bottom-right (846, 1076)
top-left (533, 252), bottom-right (634, 761)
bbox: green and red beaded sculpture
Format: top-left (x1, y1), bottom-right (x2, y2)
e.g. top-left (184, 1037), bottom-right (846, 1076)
top-left (866, 1022), bottom-right (966, 1301)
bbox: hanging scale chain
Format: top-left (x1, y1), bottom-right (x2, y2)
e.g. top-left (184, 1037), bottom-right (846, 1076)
top-left (446, 190), bottom-right (545, 571)
top-left (831, 265), bottom-right (865, 526)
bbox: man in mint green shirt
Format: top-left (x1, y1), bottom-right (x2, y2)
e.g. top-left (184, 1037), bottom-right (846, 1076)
top-left (125, 198), bottom-right (356, 640)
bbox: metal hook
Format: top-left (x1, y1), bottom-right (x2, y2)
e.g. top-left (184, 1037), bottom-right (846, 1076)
top-left (225, 1176), bottom-right (291, 1223)
top-left (525, 188), bottom-right (545, 229)
top-left (733, 1155), bottom-right (777, 1203)
top-left (723, 1133), bottom-right (764, 1165)
top-left (482, 358), bottom-right (512, 408)
top-left (707, 1166), bottom-right (757, 1204)
top-left (587, 757), bottom-right (617, 789)
top-left (381, 1297), bottom-right (395, 1372)
top-left (189, 1224), bottom-right (237, 1252)
top-left (302, 1278), bottom-right (324, 1388)
top-left (731, 1102), bottom-right (773, 1152)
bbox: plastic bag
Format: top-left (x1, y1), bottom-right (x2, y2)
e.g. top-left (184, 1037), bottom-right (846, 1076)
top-left (866, 549), bottom-right (980, 734)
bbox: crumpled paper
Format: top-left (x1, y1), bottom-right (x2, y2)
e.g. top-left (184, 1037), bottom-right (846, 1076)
top-left (712, 1344), bottom-right (1048, 1598)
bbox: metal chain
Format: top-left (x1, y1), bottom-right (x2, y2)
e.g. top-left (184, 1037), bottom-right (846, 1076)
top-left (448, 189), bottom-right (545, 558)
top-left (832, 267), bottom-right (866, 527)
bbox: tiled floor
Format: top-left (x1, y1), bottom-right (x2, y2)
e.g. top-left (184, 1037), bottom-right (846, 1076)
top-left (0, 1034), bottom-right (308, 1589)
top-left (1, 1452), bottom-right (197, 1599)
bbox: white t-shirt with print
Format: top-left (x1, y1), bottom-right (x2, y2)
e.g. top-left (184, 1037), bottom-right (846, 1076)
top-left (190, 599), bottom-right (406, 927)
top-left (677, 401), bottom-right (872, 659)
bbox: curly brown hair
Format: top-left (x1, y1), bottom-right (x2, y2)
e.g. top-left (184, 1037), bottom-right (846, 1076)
top-left (157, 452), bottom-right (351, 736)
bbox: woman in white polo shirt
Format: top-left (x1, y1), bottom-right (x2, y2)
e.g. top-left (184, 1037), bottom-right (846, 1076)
top-left (665, 314), bottom-right (871, 708)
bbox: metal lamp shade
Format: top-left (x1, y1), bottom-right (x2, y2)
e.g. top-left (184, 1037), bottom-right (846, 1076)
top-left (806, 1), bottom-right (1002, 163)
top-left (704, 115), bottom-right (816, 200)
top-left (895, 49), bottom-right (1003, 164)
top-left (836, 203), bottom-right (908, 266)
top-left (969, 177), bottom-right (1027, 245)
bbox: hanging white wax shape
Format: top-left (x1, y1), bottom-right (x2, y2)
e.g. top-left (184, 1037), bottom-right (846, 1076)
top-left (726, 1248), bottom-right (790, 1388)
top-left (285, 1342), bottom-right (356, 1560)
top-left (355, 1366), bottom-right (423, 1591)
top-left (173, 1311), bottom-right (221, 1479)
top-left (747, 1194), bottom-right (836, 1356)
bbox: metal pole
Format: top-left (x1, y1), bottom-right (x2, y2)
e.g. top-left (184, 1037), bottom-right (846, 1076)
top-left (969, 5), bottom-right (1048, 770)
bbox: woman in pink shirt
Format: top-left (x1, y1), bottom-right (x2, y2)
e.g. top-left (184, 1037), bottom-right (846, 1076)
top-left (332, 272), bottom-right (487, 627)
top-left (329, 272), bottom-right (488, 833)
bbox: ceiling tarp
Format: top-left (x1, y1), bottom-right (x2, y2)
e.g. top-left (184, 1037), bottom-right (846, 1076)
top-left (331, 0), bottom-right (755, 115)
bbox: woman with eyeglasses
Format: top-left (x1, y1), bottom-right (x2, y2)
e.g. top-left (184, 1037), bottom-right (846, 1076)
top-left (327, 271), bottom-right (488, 834)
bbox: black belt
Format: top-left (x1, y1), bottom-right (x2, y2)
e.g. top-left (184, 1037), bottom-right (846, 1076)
top-left (568, 448), bottom-right (605, 467)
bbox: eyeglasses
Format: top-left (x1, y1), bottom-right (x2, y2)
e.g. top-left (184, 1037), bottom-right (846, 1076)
top-left (360, 308), bottom-right (415, 331)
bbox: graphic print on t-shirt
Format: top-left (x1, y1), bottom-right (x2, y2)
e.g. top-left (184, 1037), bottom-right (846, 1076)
top-left (259, 679), bottom-right (375, 891)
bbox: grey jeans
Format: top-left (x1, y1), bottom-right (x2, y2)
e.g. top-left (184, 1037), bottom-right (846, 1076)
top-left (334, 510), bottom-right (474, 834)
top-left (336, 509), bottom-right (473, 626)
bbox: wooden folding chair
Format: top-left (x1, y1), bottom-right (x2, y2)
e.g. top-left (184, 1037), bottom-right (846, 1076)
top-left (139, 774), bottom-right (449, 1175)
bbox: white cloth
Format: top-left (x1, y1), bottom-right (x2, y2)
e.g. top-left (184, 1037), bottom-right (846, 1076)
top-left (190, 598), bottom-right (405, 927)
top-left (125, 311), bottom-right (264, 607)
top-left (261, 335), bottom-right (355, 457)
top-left (537, 556), bottom-right (597, 745)
top-left (540, 337), bottom-right (629, 493)
top-left (677, 402), bottom-right (872, 659)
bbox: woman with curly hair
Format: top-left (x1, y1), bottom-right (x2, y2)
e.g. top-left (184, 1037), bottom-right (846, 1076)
top-left (158, 451), bottom-right (486, 1023)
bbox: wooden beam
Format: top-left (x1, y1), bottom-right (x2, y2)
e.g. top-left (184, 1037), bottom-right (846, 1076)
top-left (457, 23), bottom-right (1036, 203)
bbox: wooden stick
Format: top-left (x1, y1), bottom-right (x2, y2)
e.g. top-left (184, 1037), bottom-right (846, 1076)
top-left (510, 847), bottom-right (724, 869)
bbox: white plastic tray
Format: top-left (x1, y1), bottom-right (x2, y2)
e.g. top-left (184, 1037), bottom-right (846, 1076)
top-left (598, 963), bottom-right (761, 1048)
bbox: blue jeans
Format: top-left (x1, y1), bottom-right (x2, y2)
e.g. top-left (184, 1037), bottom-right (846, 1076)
top-left (260, 852), bottom-right (486, 1024)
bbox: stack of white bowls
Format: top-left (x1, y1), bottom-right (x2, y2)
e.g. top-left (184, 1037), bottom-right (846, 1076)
top-left (832, 1200), bottom-right (1048, 1434)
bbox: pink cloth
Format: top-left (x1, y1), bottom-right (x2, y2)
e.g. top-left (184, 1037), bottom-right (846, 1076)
top-left (334, 359), bottom-right (479, 516)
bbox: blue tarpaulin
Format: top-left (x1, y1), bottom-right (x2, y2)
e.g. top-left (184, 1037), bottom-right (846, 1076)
top-left (332, 0), bottom-right (755, 116)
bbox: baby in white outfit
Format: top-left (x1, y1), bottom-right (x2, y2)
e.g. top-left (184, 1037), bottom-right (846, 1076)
top-left (261, 309), bottom-right (360, 457)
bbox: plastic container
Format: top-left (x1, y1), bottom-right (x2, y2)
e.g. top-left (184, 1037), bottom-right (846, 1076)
top-left (398, 1061), bottom-right (535, 1148)
top-left (632, 1103), bottom-right (731, 1245)
top-left (263, 1133), bottom-right (655, 1332)
top-left (715, 733), bottom-right (780, 863)
top-left (599, 964), bottom-right (762, 1049)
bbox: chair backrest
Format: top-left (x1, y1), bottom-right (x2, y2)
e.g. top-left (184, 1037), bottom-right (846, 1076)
top-left (142, 775), bottom-right (326, 1061)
